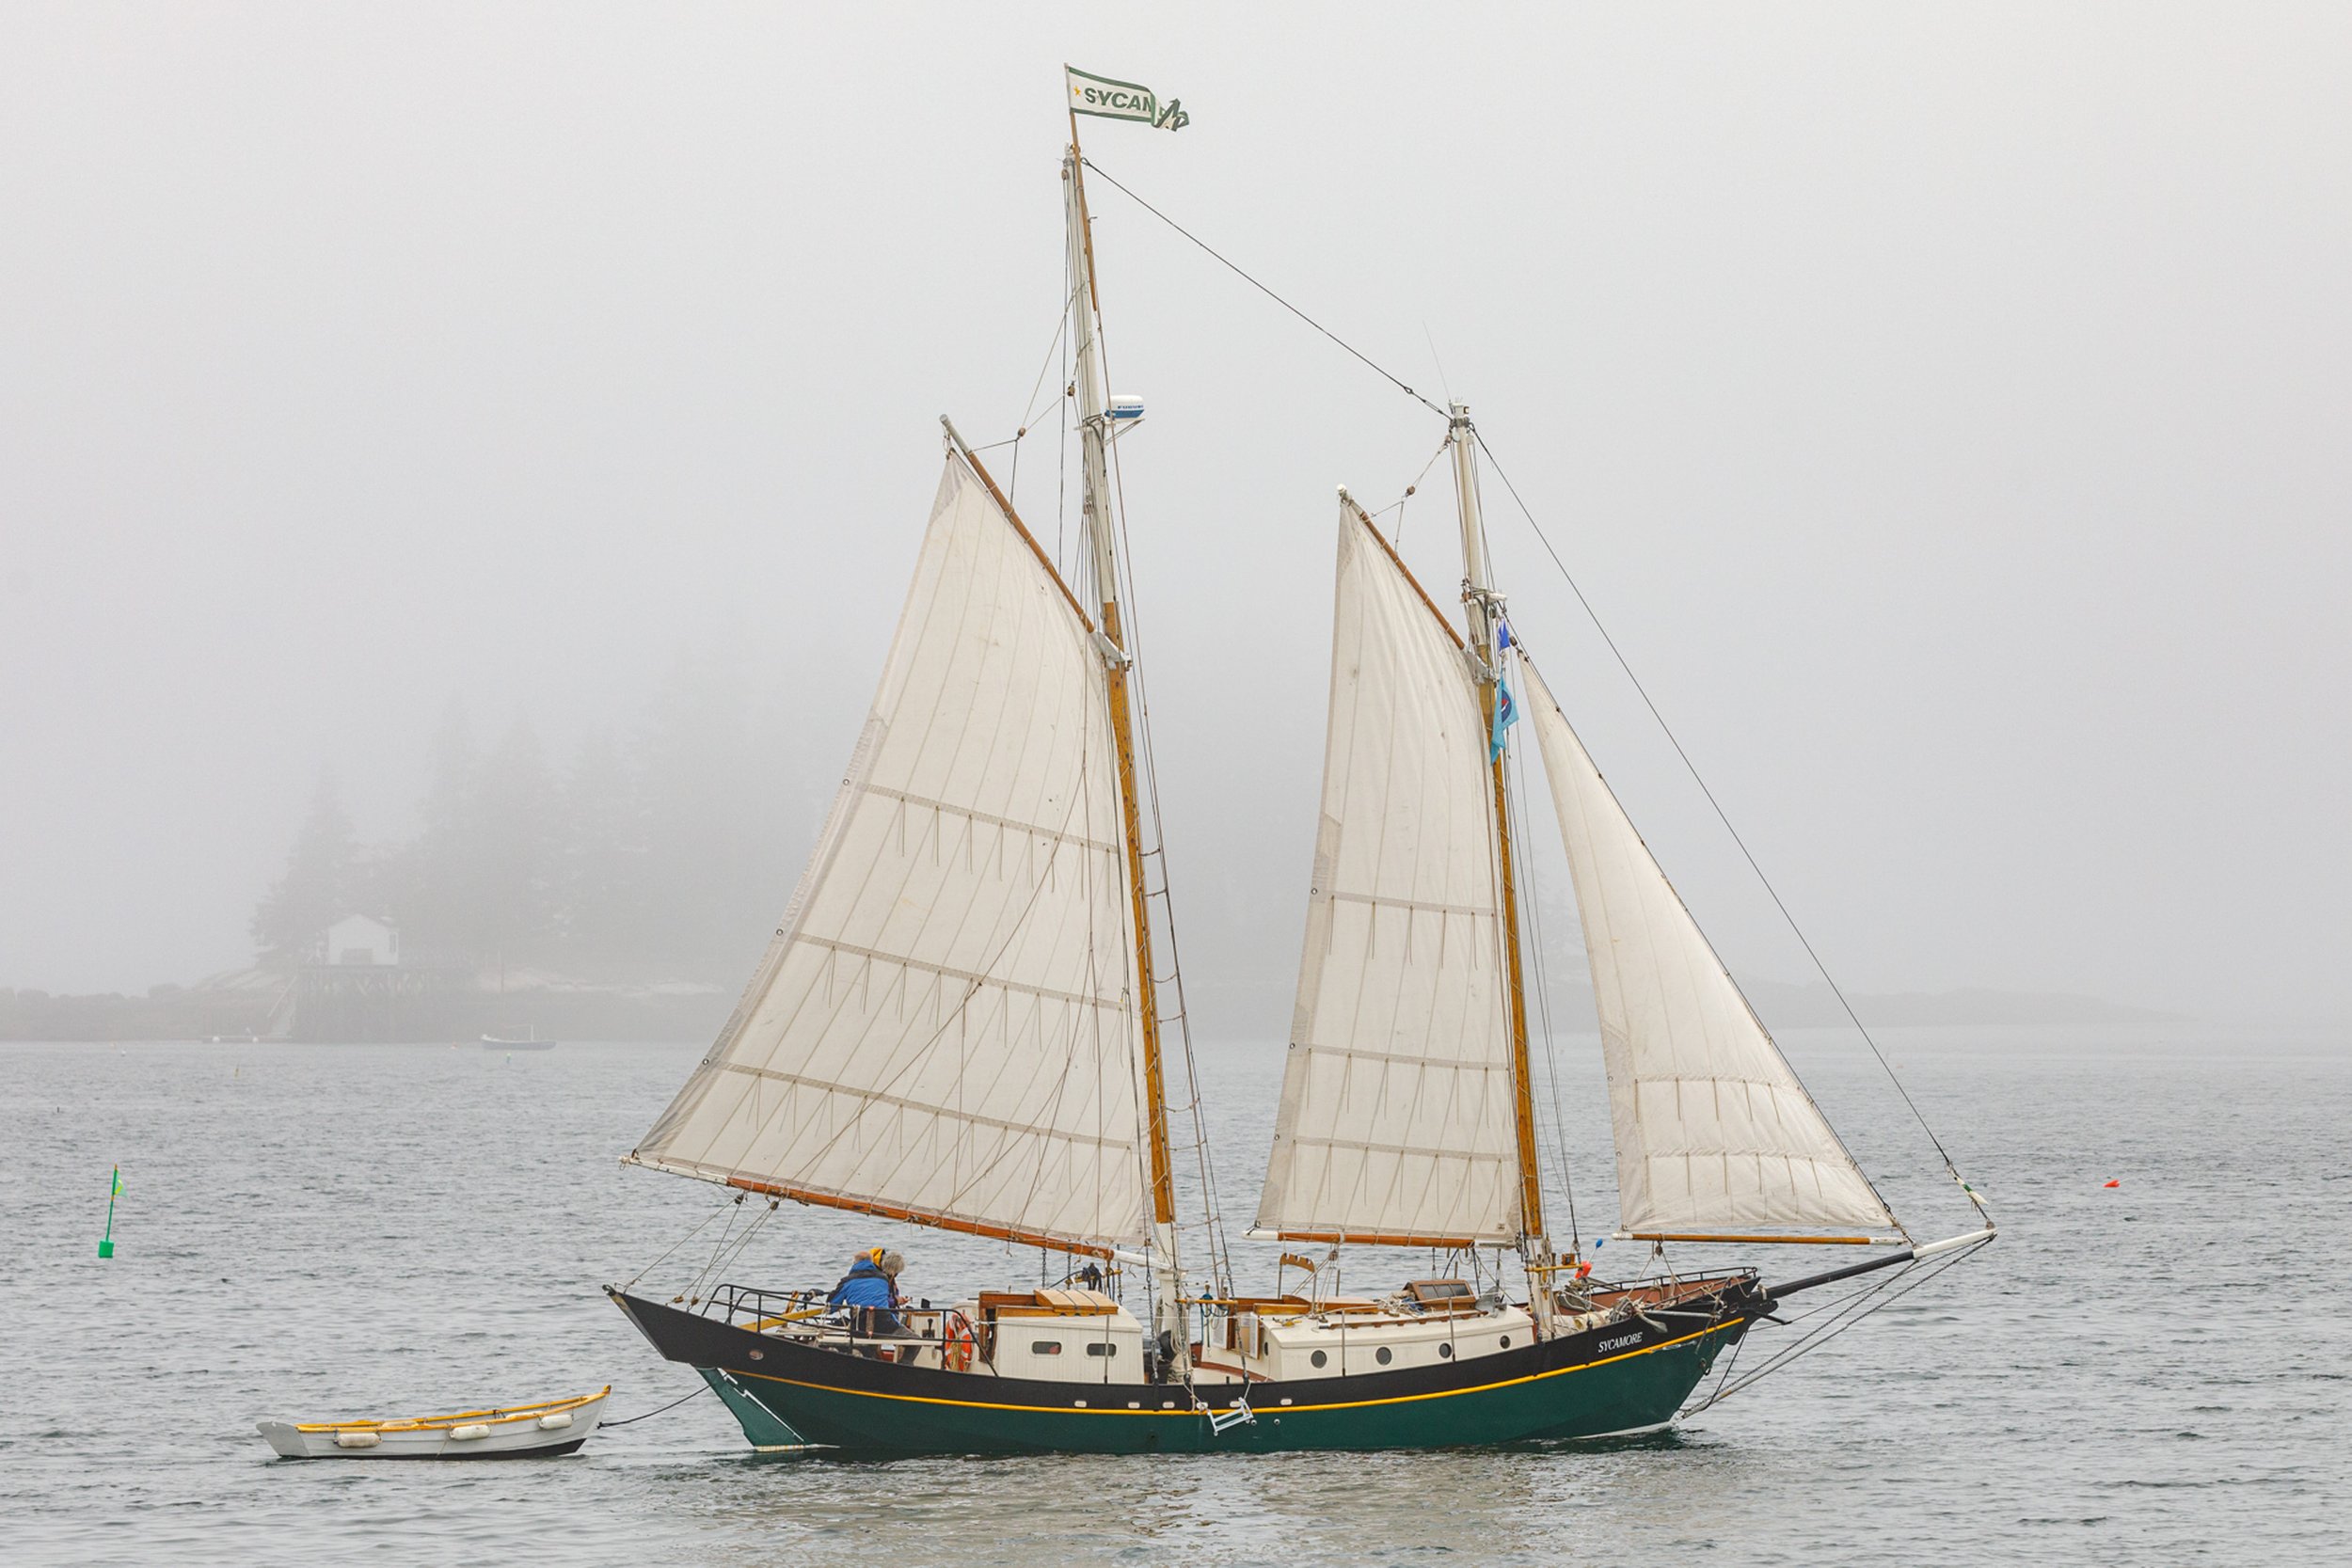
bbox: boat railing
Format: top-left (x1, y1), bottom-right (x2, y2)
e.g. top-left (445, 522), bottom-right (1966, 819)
top-left (707, 1282), bottom-right (829, 1329)
top-left (707, 1282), bottom-right (977, 1365)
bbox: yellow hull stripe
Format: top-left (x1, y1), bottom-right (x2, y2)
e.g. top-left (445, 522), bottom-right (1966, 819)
top-left (291, 1386), bottom-right (611, 1433)
top-left (725, 1320), bottom-right (1740, 1418)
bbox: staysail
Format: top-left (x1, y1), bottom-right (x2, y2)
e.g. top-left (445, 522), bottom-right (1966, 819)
top-left (627, 453), bottom-right (1152, 1255)
top-left (1252, 502), bottom-right (1524, 1247)
top-left (1517, 657), bottom-right (1899, 1237)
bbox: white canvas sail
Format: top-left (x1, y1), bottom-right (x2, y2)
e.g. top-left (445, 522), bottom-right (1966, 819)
top-left (1518, 657), bottom-right (1898, 1236)
top-left (1252, 505), bottom-right (1523, 1247)
top-left (628, 454), bottom-right (1152, 1254)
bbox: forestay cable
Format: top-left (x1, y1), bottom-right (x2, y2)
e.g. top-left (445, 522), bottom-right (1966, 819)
top-left (1080, 158), bottom-right (1450, 420)
top-left (1074, 157), bottom-right (1987, 1231)
top-left (1472, 432), bottom-right (1988, 1223)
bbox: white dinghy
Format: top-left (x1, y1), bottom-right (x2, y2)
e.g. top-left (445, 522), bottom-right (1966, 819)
top-left (258, 1386), bottom-right (609, 1459)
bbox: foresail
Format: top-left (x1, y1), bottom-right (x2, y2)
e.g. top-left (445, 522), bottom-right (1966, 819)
top-left (1252, 505), bottom-right (1522, 1247)
top-left (628, 455), bottom-right (1151, 1254)
top-left (1518, 657), bottom-right (1898, 1237)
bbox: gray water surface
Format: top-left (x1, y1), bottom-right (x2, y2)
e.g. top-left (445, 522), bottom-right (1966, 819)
top-left (2, 1028), bottom-right (2343, 1565)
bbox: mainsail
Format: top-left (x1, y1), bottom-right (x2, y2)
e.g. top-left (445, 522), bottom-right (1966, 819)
top-left (1517, 657), bottom-right (1899, 1238)
top-left (627, 453), bottom-right (1152, 1255)
top-left (1253, 502), bottom-right (1525, 1247)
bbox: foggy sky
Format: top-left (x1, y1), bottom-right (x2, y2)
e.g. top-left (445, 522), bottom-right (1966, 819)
top-left (4, 4), bottom-right (2347, 1026)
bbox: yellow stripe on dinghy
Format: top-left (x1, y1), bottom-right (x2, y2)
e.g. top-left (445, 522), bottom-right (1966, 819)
top-left (293, 1386), bottom-right (611, 1433)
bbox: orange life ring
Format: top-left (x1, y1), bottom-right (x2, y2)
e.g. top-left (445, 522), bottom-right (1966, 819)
top-left (942, 1310), bottom-right (977, 1372)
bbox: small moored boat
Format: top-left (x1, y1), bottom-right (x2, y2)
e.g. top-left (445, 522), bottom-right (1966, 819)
top-left (257, 1386), bottom-right (609, 1459)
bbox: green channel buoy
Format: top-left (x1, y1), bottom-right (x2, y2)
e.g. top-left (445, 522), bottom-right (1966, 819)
top-left (98, 1164), bottom-right (120, 1259)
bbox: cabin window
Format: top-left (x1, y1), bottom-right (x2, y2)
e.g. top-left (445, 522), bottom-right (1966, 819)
top-left (1031, 1340), bottom-right (1063, 1355)
top-left (1086, 1342), bottom-right (1118, 1357)
top-left (1310, 1350), bottom-right (1327, 1369)
top-left (1375, 1346), bottom-right (1393, 1365)
top-left (1499, 1336), bottom-right (1511, 1349)
top-left (1438, 1343), bottom-right (1453, 1358)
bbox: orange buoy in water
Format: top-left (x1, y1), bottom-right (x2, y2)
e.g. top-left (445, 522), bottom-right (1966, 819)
top-left (2103, 1179), bottom-right (2122, 1188)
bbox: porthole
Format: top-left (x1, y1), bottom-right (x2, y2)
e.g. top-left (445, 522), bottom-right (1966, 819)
top-left (1032, 1340), bottom-right (1063, 1355)
top-left (1499, 1336), bottom-right (1511, 1349)
top-left (1310, 1349), bottom-right (1327, 1369)
top-left (1438, 1343), bottom-right (1453, 1358)
top-left (1375, 1346), bottom-right (1392, 1365)
top-left (1085, 1342), bottom-right (1117, 1357)
top-left (748, 1349), bottom-right (764, 1361)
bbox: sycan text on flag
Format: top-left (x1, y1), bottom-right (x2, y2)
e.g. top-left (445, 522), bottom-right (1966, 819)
top-left (1066, 65), bottom-right (1188, 132)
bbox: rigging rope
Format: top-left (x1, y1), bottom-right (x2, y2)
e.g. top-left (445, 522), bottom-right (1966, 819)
top-left (623, 1201), bottom-right (731, 1293)
top-left (1080, 158), bottom-right (1449, 420)
top-left (1502, 659), bottom-right (1581, 1250)
top-left (1472, 430), bottom-right (1986, 1222)
top-left (601, 1383), bottom-right (713, 1427)
top-left (1072, 156), bottom-right (1986, 1226)
top-left (1008, 286), bottom-right (1074, 517)
top-left (1098, 293), bottom-right (1238, 1301)
top-left (1682, 1234), bottom-right (1991, 1413)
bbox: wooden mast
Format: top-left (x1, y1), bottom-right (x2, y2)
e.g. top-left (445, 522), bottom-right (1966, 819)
top-left (1448, 405), bottom-right (1549, 1275)
top-left (1064, 121), bottom-right (1184, 1370)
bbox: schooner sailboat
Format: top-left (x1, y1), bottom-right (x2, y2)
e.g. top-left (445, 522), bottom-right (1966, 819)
top-left (608, 71), bottom-right (1992, 1454)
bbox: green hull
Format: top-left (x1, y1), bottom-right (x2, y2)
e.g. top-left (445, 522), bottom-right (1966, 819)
top-left (697, 1368), bottom-right (813, 1449)
top-left (618, 1291), bottom-right (1753, 1456)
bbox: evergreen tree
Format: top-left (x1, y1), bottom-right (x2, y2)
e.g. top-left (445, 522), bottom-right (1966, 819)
top-left (631, 646), bottom-right (803, 981)
top-left (385, 699), bottom-right (482, 962)
top-left (261, 659), bottom-right (824, 987)
top-left (472, 717), bottom-right (561, 968)
top-left (251, 769), bottom-right (357, 966)
top-left (556, 729), bottom-right (647, 975)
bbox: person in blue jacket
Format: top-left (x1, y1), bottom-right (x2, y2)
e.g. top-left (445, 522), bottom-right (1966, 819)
top-left (827, 1247), bottom-right (906, 1339)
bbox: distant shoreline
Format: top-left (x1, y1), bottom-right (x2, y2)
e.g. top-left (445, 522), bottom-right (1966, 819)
top-left (3, 974), bottom-right (2183, 1042)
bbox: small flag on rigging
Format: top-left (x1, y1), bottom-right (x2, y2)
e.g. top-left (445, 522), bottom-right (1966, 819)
top-left (1491, 678), bottom-right (1519, 759)
top-left (1066, 65), bottom-right (1189, 132)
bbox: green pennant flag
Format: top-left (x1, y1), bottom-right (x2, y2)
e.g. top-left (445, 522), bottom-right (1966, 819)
top-left (1065, 65), bottom-right (1188, 132)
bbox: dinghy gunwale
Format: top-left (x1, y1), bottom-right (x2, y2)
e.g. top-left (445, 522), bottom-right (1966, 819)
top-left (286, 1386), bottom-right (611, 1433)
top-left (258, 1388), bottom-right (610, 1459)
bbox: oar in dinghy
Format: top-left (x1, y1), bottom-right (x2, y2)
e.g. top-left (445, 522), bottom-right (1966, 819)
top-left (257, 1386), bottom-right (609, 1459)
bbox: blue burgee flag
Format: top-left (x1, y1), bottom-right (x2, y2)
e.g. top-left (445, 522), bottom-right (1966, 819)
top-left (1490, 677), bottom-right (1518, 759)
top-left (1497, 619), bottom-right (1516, 651)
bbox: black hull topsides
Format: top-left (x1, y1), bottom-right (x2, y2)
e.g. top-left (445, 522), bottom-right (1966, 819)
top-left (611, 1278), bottom-right (1765, 1456)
